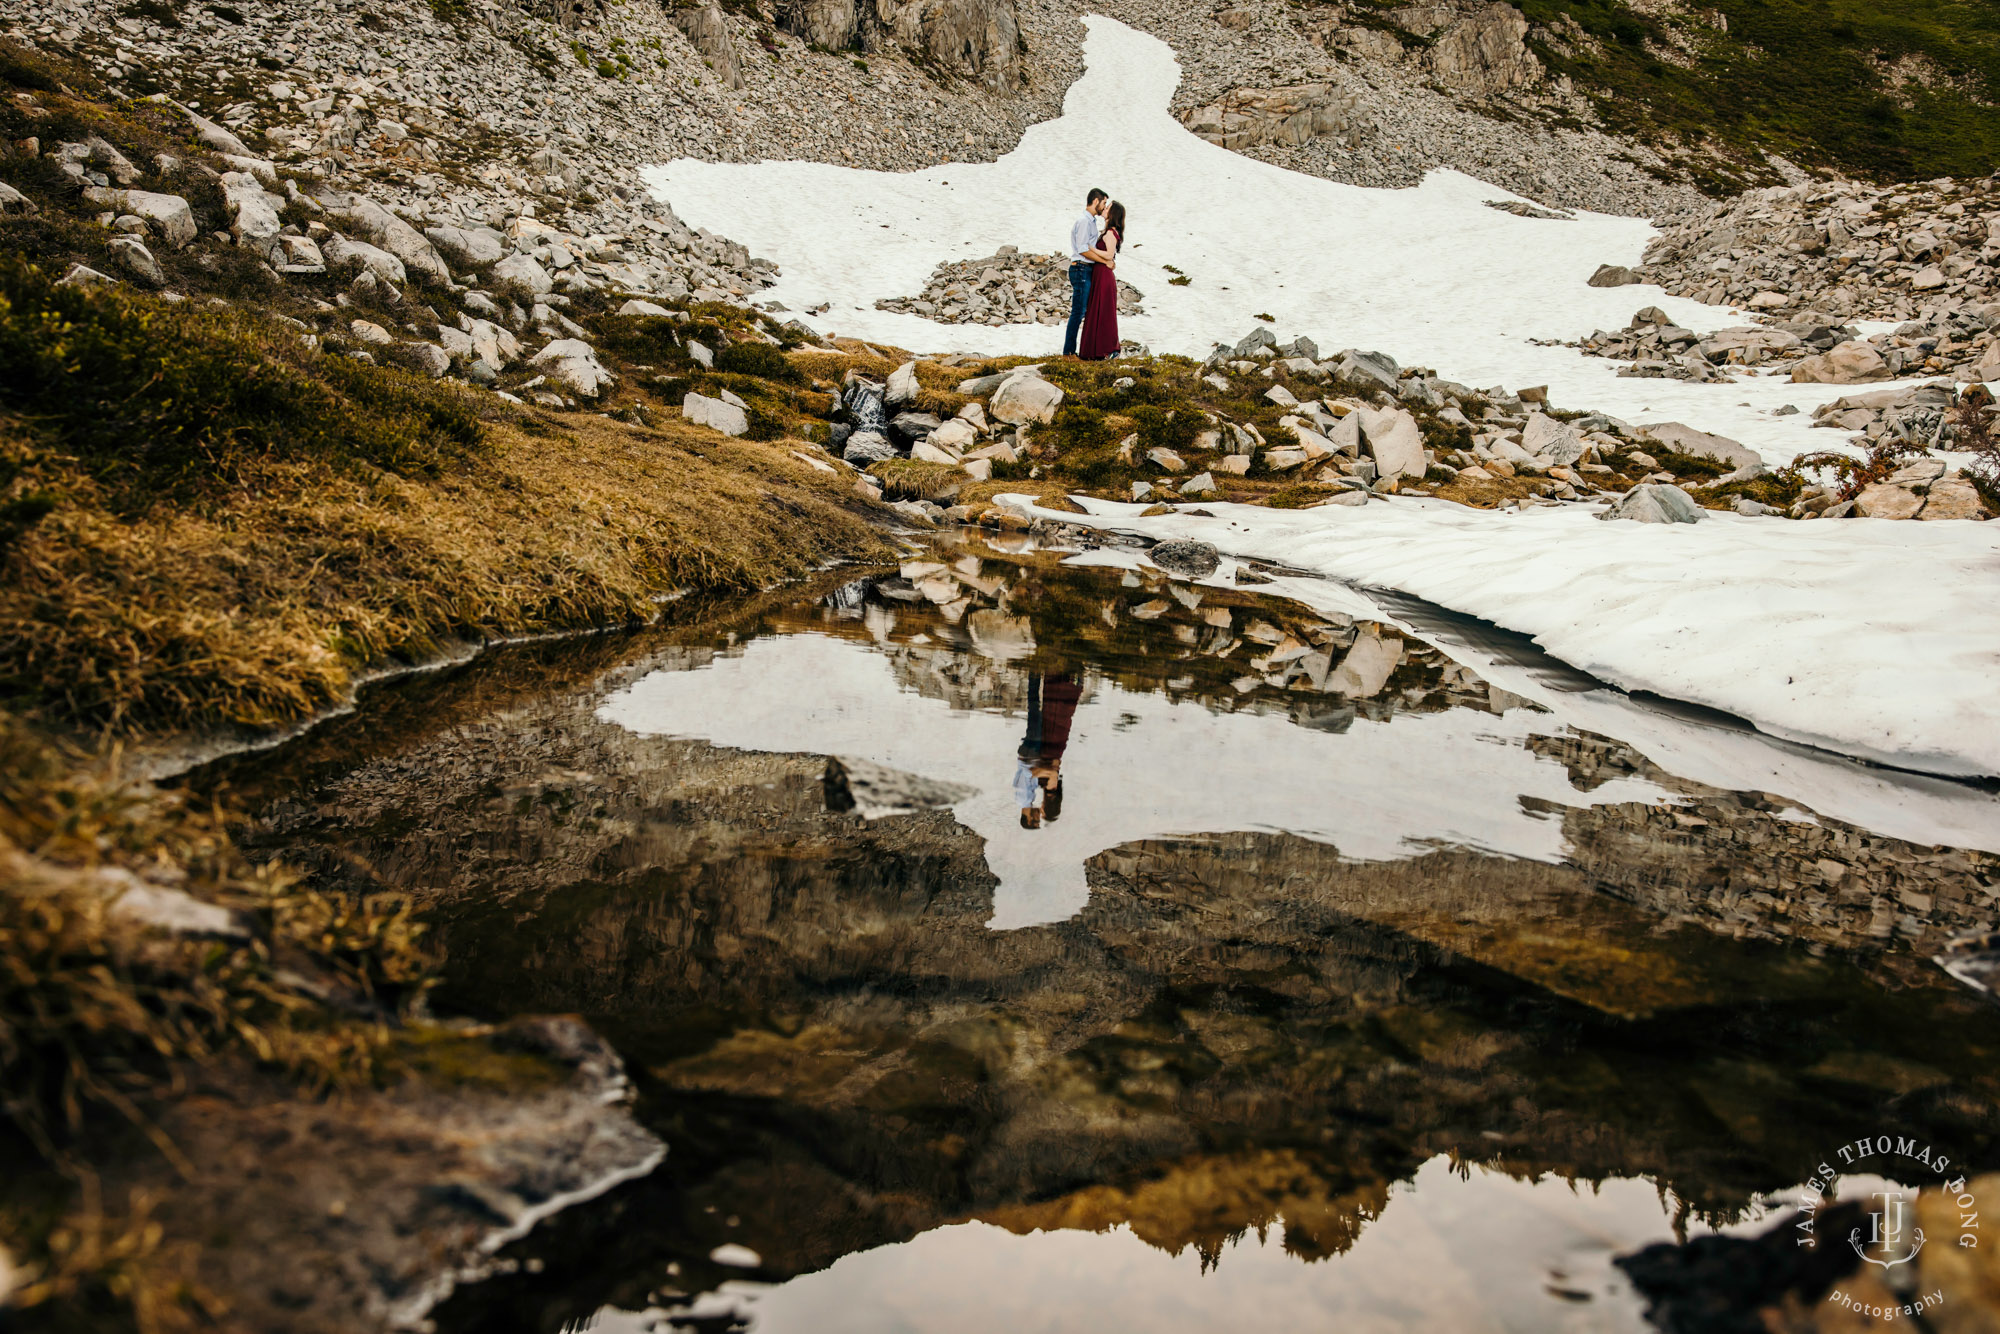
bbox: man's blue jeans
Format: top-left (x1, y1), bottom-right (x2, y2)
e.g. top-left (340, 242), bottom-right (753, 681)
top-left (1063, 263), bottom-right (1090, 356)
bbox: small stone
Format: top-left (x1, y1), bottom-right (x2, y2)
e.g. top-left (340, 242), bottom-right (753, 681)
top-left (1179, 472), bottom-right (1217, 497)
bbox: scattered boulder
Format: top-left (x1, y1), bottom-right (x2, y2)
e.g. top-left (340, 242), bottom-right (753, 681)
top-left (491, 253), bottom-right (554, 295)
top-left (842, 429), bottom-right (896, 464)
top-left (1918, 477), bottom-right (1991, 521)
top-left (323, 234), bottom-right (407, 285)
top-left (1635, 422), bottom-right (1764, 474)
top-left (684, 390), bottom-right (749, 436)
top-left (107, 236), bottom-right (165, 286)
top-left (82, 187), bottom-right (196, 248)
top-left (1600, 483), bottom-right (1704, 524)
top-left (1790, 340), bottom-right (1890, 385)
top-left (424, 224), bottom-right (507, 268)
top-left (530, 339), bottom-right (615, 397)
top-left (1521, 412), bottom-right (1585, 465)
top-left (1357, 405), bottom-right (1426, 480)
top-left (886, 361), bottom-right (921, 406)
top-left (990, 374), bottom-right (1063, 425)
top-left (1588, 264), bottom-right (1642, 288)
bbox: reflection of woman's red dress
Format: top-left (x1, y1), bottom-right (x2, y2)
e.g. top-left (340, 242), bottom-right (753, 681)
top-left (1076, 229), bottom-right (1121, 360)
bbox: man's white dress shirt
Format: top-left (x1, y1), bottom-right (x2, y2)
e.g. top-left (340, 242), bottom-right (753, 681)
top-left (1069, 212), bottom-right (1102, 265)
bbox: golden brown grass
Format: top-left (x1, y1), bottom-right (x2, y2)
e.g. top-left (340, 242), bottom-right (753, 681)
top-left (867, 458), bottom-right (966, 501)
top-left (2, 413), bottom-right (894, 735)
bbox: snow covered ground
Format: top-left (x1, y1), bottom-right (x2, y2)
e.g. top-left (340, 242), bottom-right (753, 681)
top-left (642, 15), bottom-right (1999, 782)
top-left (647, 16), bottom-right (1937, 467)
top-left (1007, 496), bottom-right (2000, 782)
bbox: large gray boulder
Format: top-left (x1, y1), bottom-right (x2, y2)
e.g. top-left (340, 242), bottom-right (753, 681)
top-left (1600, 483), bottom-right (1704, 524)
top-left (990, 373), bottom-right (1063, 424)
top-left (323, 195), bottom-right (451, 285)
top-left (842, 429), bottom-right (896, 464)
top-left (490, 253), bottom-right (554, 295)
top-left (424, 223), bottom-right (508, 267)
top-left (1335, 348), bottom-right (1400, 393)
top-left (1635, 421), bottom-right (1764, 475)
top-left (531, 339), bottom-right (615, 397)
top-left (1357, 404), bottom-right (1426, 480)
top-left (83, 187), bottom-right (196, 248)
top-left (1521, 412), bottom-right (1585, 465)
top-left (322, 233), bottom-right (407, 285)
top-left (684, 390), bottom-right (749, 435)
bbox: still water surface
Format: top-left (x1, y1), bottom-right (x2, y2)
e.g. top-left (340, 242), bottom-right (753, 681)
top-left (196, 531), bottom-right (2000, 1333)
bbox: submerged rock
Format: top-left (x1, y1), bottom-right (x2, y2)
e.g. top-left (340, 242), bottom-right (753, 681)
top-left (1148, 539), bottom-right (1221, 577)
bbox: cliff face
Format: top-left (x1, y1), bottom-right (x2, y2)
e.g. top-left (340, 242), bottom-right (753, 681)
top-left (779, 0), bottom-right (1026, 90)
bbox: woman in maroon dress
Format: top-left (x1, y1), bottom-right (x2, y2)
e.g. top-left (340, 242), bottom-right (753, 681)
top-left (1076, 201), bottom-right (1125, 361)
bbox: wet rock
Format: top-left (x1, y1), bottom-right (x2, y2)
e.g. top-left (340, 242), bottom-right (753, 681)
top-left (823, 756), bottom-right (975, 819)
top-left (843, 429), bottom-right (896, 464)
top-left (843, 379), bottom-right (891, 433)
top-left (1148, 539), bottom-right (1221, 577)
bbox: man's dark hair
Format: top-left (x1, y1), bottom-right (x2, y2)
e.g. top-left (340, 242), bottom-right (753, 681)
top-left (1086, 188), bottom-right (1108, 205)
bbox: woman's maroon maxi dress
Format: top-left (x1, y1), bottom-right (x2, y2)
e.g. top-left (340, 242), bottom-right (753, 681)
top-left (1076, 229), bottom-right (1121, 360)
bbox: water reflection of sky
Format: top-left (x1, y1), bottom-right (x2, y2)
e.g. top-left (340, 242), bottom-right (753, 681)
top-left (577, 1156), bottom-right (1796, 1334)
top-left (598, 631), bottom-right (1667, 929)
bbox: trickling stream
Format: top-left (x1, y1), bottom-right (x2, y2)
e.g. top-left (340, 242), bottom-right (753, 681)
top-left (187, 530), bottom-right (2000, 1334)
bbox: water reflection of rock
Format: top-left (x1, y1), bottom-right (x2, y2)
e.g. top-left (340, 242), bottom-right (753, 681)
top-left (198, 542), bottom-right (2000, 1333)
top-left (1533, 733), bottom-right (2000, 953)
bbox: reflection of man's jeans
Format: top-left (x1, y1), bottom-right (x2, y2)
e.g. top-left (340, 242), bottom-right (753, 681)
top-left (1063, 264), bottom-right (1090, 356)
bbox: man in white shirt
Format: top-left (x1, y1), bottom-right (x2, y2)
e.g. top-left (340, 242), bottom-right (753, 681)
top-left (1064, 188), bottom-right (1109, 357)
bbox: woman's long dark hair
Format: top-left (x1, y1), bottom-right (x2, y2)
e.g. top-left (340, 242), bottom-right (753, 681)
top-left (1105, 201), bottom-right (1126, 243)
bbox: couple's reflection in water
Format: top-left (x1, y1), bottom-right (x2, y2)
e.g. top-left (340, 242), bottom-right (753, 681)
top-left (1015, 672), bottom-right (1081, 829)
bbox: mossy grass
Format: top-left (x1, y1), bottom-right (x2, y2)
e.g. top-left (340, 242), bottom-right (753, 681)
top-left (0, 258), bottom-right (494, 505)
top-left (1506, 0), bottom-right (2000, 185)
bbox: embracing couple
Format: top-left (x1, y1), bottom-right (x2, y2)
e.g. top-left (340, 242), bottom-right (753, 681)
top-left (1063, 187), bottom-right (1127, 361)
